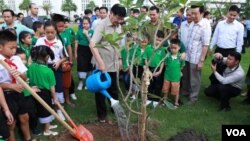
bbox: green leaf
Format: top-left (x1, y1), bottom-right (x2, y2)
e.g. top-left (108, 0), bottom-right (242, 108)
top-left (136, 0), bottom-right (144, 7)
top-left (179, 0), bottom-right (187, 5)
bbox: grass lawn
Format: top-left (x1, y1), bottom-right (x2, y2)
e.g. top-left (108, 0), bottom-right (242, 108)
top-left (37, 25), bottom-right (250, 140)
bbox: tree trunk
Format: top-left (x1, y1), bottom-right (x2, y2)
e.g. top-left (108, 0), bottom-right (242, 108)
top-left (46, 10), bottom-right (48, 16)
top-left (68, 11), bottom-right (70, 19)
top-left (139, 69), bottom-right (152, 141)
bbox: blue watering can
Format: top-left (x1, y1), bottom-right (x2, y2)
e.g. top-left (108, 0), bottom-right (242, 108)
top-left (86, 70), bottom-right (118, 106)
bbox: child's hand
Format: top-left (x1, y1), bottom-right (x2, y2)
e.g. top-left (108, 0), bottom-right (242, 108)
top-left (53, 62), bottom-right (61, 70)
top-left (11, 84), bottom-right (24, 93)
top-left (31, 86), bottom-right (40, 93)
top-left (83, 29), bottom-right (88, 36)
top-left (53, 98), bottom-right (59, 105)
top-left (4, 110), bottom-right (14, 125)
top-left (10, 68), bottom-right (19, 78)
top-left (153, 71), bottom-right (161, 77)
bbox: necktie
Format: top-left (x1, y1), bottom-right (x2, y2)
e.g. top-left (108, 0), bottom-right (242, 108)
top-left (44, 39), bottom-right (56, 48)
top-left (4, 59), bottom-right (18, 83)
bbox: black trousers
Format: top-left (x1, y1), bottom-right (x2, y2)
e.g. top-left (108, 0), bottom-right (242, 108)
top-left (247, 30), bottom-right (250, 46)
top-left (95, 72), bottom-right (118, 120)
top-left (205, 84), bottom-right (241, 108)
top-left (148, 67), bottom-right (164, 101)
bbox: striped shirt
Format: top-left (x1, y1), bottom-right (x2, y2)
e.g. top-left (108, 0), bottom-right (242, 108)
top-left (186, 18), bottom-right (211, 64)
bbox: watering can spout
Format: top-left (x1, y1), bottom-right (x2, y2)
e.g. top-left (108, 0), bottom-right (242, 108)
top-left (110, 98), bottom-right (119, 107)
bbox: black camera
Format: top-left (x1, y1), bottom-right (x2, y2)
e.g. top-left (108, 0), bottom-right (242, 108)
top-left (211, 58), bottom-right (223, 65)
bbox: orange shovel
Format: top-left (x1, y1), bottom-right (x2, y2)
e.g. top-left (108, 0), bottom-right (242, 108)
top-left (0, 60), bottom-right (93, 141)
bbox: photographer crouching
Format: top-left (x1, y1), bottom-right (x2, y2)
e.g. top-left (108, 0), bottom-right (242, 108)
top-left (205, 51), bottom-right (245, 112)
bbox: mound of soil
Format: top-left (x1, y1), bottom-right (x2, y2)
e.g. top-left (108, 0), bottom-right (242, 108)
top-left (166, 129), bottom-right (208, 141)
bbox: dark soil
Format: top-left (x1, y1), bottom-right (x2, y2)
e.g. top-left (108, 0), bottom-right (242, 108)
top-left (55, 122), bottom-right (139, 141)
top-left (166, 129), bottom-right (208, 141)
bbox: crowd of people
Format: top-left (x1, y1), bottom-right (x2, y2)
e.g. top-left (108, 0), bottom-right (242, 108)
top-left (0, 2), bottom-right (249, 141)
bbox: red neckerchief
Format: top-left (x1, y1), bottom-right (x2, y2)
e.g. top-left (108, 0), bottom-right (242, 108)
top-left (4, 59), bottom-right (18, 83)
top-left (44, 39), bottom-right (56, 48)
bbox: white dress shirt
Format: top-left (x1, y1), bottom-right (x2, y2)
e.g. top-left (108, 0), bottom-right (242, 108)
top-left (178, 20), bottom-right (191, 48)
top-left (35, 37), bottom-right (64, 64)
top-left (0, 55), bottom-right (27, 84)
top-left (210, 20), bottom-right (244, 53)
top-left (186, 18), bottom-right (212, 64)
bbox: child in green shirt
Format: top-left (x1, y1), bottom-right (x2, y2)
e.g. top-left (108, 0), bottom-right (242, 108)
top-left (75, 16), bottom-right (94, 91)
top-left (19, 31), bottom-right (33, 66)
top-left (143, 30), bottom-right (166, 107)
top-left (162, 39), bottom-right (185, 108)
top-left (28, 45), bottom-right (58, 136)
top-left (32, 21), bottom-right (44, 46)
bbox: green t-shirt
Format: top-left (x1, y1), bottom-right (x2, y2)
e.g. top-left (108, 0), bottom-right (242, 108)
top-left (164, 54), bottom-right (185, 82)
top-left (76, 29), bottom-right (94, 46)
top-left (32, 36), bottom-right (38, 46)
top-left (120, 44), bottom-right (141, 70)
top-left (64, 28), bottom-right (76, 48)
top-left (143, 44), bottom-right (166, 68)
top-left (60, 30), bottom-right (71, 47)
top-left (19, 43), bottom-right (32, 63)
top-left (27, 63), bottom-right (56, 90)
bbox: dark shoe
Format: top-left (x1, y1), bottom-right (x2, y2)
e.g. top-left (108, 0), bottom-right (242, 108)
top-left (32, 128), bottom-right (42, 136)
top-left (218, 107), bottom-right (231, 112)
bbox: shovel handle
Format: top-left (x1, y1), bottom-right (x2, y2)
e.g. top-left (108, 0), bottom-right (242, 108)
top-left (56, 103), bottom-right (77, 128)
top-left (0, 60), bottom-right (75, 134)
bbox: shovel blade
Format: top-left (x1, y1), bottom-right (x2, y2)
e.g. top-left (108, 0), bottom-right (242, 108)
top-left (73, 125), bottom-right (93, 141)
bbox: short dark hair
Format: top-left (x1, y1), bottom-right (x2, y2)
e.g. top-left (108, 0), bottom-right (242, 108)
top-left (229, 5), bottom-right (240, 14)
top-left (191, 5), bottom-right (205, 14)
top-left (51, 13), bottom-right (65, 22)
top-left (82, 16), bottom-right (91, 24)
top-left (31, 45), bottom-right (55, 62)
top-left (94, 7), bottom-right (100, 12)
top-left (156, 30), bottom-right (164, 38)
top-left (204, 11), bottom-right (210, 18)
top-left (141, 6), bottom-right (149, 12)
top-left (142, 32), bottom-right (150, 40)
top-left (228, 51), bottom-right (241, 62)
top-left (17, 12), bottom-right (24, 18)
top-left (16, 48), bottom-right (25, 55)
top-left (150, 6), bottom-right (159, 13)
top-left (32, 21), bottom-right (43, 31)
top-left (170, 39), bottom-right (180, 45)
top-left (2, 9), bottom-right (15, 17)
top-left (179, 8), bottom-right (184, 14)
top-left (0, 30), bottom-right (17, 46)
top-left (110, 4), bottom-right (126, 17)
top-left (29, 3), bottom-right (36, 9)
top-left (132, 9), bottom-right (140, 14)
top-left (84, 9), bottom-right (92, 15)
top-left (19, 31), bottom-right (31, 44)
top-left (99, 6), bottom-right (108, 12)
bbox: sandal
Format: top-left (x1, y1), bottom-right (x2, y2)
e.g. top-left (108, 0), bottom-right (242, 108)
top-left (49, 125), bottom-right (58, 130)
top-left (43, 130), bottom-right (58, 136)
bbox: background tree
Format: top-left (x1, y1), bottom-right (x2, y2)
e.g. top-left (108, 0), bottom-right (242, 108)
top-left (241, 0), bottom-right (250, 18)
top-left (0, 0), bottom-right (7, 13)
top-left (86, 0), bottom-right (96, 11)
top-left (42, 2), bottom-right (52, 16)
top-left (61, 0), bottom-right (77, 18)
top-left (19, 0), bottom-right (31, 15)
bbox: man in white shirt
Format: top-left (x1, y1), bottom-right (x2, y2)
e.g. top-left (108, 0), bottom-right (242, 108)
top-left (210, 5), bottom-right (244, 55)
top-left (178, 8), bottom-right (192, 48)
top-left (181, 5), bottom-right (212, 104)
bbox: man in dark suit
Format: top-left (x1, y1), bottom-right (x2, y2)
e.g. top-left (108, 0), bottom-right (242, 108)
top-left (22, 3), bottom-right (43, 29)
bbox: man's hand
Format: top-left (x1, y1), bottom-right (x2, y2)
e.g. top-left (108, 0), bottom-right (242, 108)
top-left (31, 86), bottom-right (40, 93)
top-left (214, 52), bottom-right (223, 60)
top-left (11, 84), bottom-right (24, 93)
top-left (211, 63), bottom-right (217, 73)
top-left (197, 62), bottom-right (204, 70)
top-left (4, 110), bottom-right (14, 125)
top-left (98, 62), bottom-right (106, 72)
